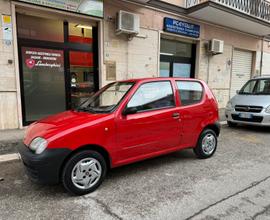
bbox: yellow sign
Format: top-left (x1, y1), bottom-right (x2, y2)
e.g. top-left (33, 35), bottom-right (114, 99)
top-left (2, 15), bottom-right (11, 24)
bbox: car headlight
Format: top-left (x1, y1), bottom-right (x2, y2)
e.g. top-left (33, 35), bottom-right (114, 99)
top-left (226, 101), bottom-right (233, 109)
top-left (266, 105), bottom-right (270, 114)
top-left (29, 137), bottom-right (47, 154)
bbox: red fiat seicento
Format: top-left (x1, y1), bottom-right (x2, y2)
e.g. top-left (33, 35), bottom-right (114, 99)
top-left (19, 78), bottom-right (220, 195)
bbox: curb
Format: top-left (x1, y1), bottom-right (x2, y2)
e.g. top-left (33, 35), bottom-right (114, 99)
top-left (0, 153), bottom-right (20, 163)
top-left (0, 140), bottom-right (21, 155)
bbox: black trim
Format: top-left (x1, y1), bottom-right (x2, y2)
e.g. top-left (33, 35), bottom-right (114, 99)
top-left (18, 143), bottom-right (72, 184)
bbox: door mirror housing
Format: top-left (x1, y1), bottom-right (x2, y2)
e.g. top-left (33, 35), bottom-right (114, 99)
top-left (123, 107), bottom-right (138, 116)
top-left (236, 90), bottom-right (239, 94)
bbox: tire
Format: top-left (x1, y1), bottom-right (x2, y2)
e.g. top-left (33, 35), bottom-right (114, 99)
top-left (62, 150), bottom-right (107, 196)
top-left (193, 129), bottom-right (218, 159)
top-left (227, 121), bottom-right (237, 127)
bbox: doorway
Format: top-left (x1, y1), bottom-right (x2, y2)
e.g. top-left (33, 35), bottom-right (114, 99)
top-left (160, 38), bottom-right (196, 78)
top-left (17, 13), bottom-right (99, 125)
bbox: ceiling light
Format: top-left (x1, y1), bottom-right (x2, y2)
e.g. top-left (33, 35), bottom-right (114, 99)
top-left (75, 24), bottom-right (92, 30)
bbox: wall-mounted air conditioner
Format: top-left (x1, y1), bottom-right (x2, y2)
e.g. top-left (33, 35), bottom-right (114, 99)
top-left (209, 39), bottom-right (224, 55)
top-left (116, 10), bottom-right (140, 36)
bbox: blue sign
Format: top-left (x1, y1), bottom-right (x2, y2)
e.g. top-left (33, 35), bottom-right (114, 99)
top-left (164, 17), bottom-right (200, 38)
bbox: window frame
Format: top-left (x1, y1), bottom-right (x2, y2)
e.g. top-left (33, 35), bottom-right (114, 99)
top-left (176, 80), bottom-right (204, 107)
top-left (123, 80), bottom-right (176, 114)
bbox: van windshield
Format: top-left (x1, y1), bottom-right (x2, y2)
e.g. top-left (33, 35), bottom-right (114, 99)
top-left (239, 79), bottom-right (270, 95)
top-left (77, 82), bottom-right (134, 113)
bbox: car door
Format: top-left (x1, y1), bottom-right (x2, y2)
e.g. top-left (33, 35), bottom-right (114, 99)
top-left (175, 80), bottom-right (207, 147)
top-left (116, 81), bottom-right (181, 163)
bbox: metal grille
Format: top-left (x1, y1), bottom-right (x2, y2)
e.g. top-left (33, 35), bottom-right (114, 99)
top-left (235, 105), bottom-right (263, 113)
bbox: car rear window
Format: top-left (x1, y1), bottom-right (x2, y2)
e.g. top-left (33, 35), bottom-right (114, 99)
top-left (176, 81), bottom-right (203, 106)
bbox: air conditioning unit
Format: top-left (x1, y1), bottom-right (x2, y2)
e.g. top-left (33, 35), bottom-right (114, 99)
top-left (116, 10), bottom-right (140, 35)
top-left (209, 39), bottom-right (224, 55)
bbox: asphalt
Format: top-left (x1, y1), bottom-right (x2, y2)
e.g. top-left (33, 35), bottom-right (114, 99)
top-left (1, 125), bottom-right (270, 220)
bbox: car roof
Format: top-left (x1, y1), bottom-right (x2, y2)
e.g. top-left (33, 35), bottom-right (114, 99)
top-left (117, 77), bottom-right (203, 83)
top-left (253, 75), bottom-right (270, 80)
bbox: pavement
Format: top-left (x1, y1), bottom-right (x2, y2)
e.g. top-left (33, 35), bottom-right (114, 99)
top-left (0, 129), bottom-right (25, 155)
top-left (0, 125), bottom-right (270, 220)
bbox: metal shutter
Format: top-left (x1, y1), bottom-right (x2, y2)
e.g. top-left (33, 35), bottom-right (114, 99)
top-left (230, 49), bottom-right (253, 98)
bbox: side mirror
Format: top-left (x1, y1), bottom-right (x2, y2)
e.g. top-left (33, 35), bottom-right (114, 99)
top-left (123, 107), bottom-right (137, 116)
top-left (236, 90), bottom-right (239, 94)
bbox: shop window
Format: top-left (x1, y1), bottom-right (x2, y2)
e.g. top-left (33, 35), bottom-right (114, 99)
top-left (17, 14), bottom-right (64, 42)
top-left (160, 38), bottom-right (192, 58)
top-left (176, 81), bottom-right (203, 106)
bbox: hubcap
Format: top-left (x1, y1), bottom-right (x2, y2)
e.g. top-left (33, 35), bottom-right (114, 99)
top-left (71, 158), bottom-right (102, 190)
top-left (202, 134), bottom-right (216, 155)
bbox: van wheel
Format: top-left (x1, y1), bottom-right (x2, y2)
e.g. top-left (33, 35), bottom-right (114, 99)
top-left (62, 150), bottom-right (107, 196)
top-left (227, 121), bottom-right (237, 127)
top-left (193, 129), bottom-right (217, 159)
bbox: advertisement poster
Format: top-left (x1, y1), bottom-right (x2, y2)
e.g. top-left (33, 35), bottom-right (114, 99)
top-left (22, 47), bottom-right (64, 70)
top-left (18, 0), bottom-right (103, 17)
top-left (1, 15), bottom-right (12, 45)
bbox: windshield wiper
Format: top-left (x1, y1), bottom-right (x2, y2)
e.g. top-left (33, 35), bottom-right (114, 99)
top-left (76, 106), bottom-right (96, 113)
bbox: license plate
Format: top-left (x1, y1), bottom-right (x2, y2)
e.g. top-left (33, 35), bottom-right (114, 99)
top-left (239, 113), bottom-right (252, 119)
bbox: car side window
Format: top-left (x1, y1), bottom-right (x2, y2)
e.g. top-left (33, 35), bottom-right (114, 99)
top-left (127, 81), bottom-right (175, 112)
top-left (176, 81), bottom-right (203, 106)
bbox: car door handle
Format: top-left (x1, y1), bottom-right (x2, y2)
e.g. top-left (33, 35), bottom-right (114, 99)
top-left (172, 113), bottom-right (180, 119)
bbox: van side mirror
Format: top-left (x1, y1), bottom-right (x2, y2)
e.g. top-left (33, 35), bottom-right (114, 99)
top-left (236, 90), bottom-right (239, 94)
top-left (123, 107), bottom-right (138, 116)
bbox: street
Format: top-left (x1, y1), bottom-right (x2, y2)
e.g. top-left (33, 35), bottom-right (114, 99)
top-left (1, 126), bottom-right (270, 220)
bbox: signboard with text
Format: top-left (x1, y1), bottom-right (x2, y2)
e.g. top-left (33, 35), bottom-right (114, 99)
top-left (22, 47), bottom-right (64, 70)
top-left (164, 17), bottom-right (200, 38)
top-left (18, 0), bottom-right (103, 18)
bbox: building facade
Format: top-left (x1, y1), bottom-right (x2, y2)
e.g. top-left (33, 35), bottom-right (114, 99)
top-left (0, 0), bottom-right (270, 129)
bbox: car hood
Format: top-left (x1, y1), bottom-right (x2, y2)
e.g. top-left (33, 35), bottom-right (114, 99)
top-left (231, 94), bottom-right (270, 107)
top-left (24, 111), bottom-right (111, 145)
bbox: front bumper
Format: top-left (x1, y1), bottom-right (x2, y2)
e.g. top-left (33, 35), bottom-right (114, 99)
top-left (225, 108), bottom-right (270, 126)
top-left (18, 143), bottom-right (71, 184)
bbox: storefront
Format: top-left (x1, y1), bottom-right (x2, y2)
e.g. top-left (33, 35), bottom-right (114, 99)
top-left (14, 1), bottom-right (103, 125)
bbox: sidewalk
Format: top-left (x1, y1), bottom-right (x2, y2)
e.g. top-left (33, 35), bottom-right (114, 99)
top-left (0, 129), bottom-right (25, 155)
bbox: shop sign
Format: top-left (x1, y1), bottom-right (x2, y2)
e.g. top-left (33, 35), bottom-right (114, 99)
top-left (22, 47), bottom-right (64, 69)
top-left (17, 0), bottom-right (103, 18)
top-left (164, 17), bottom-right (200, 38)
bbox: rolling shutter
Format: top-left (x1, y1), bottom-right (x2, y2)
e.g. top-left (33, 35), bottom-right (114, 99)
top-left (230, 49), bottom-right (253, 98)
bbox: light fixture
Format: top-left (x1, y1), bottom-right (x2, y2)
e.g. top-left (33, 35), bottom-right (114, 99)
top-left (75, 24), bottom-right (93, 30)
top-left (160, 52), bottom-right (174, 56)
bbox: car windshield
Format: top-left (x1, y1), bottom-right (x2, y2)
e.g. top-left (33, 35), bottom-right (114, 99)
top-left (77, 82), bottom-right (134, 113)
top-left (239, 79), bottom-right (270, 95)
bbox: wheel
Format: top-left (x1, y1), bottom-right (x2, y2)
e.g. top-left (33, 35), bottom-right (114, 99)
top-left (62, 150), bottom-right (107, 195)
top-left (193, 129), bottom-right (217, 159)
top-left (227, 121), bottom-right (237, 127)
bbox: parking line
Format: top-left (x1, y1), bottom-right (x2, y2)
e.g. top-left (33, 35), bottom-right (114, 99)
top-left (0, 153), bottom-right (20, 163)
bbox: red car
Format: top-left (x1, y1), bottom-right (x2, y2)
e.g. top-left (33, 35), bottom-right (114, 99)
top-left (19, 78), bottom-right (220, 195)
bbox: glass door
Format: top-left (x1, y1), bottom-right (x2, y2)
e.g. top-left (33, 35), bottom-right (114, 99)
top-left (20, 47), bottom-right (66, 122)
top-left (68, 22), bottom-right (97, 109)
top-left (69, 51), bottom-right (95, 108)
top-left (160, 38), bottom-right (196, 78)
top-left (17, 13), bottom-right (98, 125)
